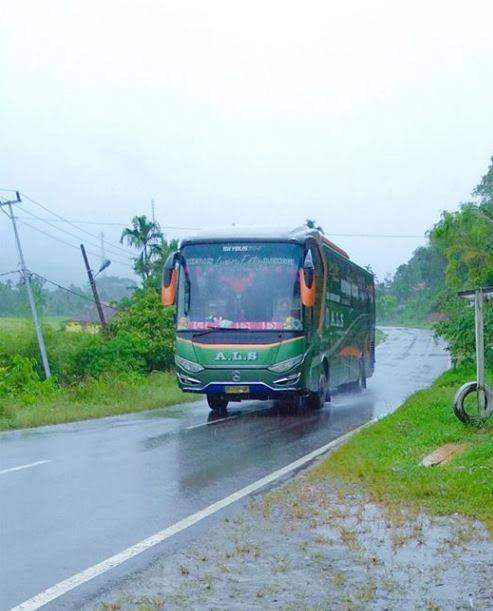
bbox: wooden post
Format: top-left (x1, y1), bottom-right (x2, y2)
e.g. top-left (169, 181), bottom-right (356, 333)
top-left (475, 289), bottom-right (486, 411)
top-left (455, 286), bottom-right (493, 422)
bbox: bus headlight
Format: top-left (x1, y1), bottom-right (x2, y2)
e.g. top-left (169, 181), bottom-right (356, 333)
top-left (175, 355), bottom-right (204, 373)
top-left (268, 354), bottom-right (304, 373)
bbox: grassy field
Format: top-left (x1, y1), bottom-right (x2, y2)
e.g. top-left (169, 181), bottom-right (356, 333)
top-left (0, 316), bottom-right (197, 430)
top-left (0, 316), bottom-right (66, 331)
top-left (0, 371), bottom-right (195, 430)
top-left (312, 366), bottom-right (493, 531)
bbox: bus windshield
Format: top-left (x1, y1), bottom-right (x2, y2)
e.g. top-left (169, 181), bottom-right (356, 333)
top-left (177, 242), bottom-right (303, 331)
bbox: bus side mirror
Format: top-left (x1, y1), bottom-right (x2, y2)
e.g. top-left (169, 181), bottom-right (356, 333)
top-left (162, 251), bottom-right (179, 306)
top-left (300, 250), bottom-right (316, 307)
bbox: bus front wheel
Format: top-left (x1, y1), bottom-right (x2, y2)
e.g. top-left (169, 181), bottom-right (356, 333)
top-left (307, 371), bottom-right (327, 410)
top-left (207, 395), bottom-right (229, 412)
top-left (358, 358), bottom-right (367, 390)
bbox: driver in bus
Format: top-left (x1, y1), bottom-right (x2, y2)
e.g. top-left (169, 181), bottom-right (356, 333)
top-left (274, 296), bottom-right (302, 330)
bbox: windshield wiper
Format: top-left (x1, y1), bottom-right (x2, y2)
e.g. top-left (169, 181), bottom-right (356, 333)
top-left (192, 327), bottom-right (240, 338)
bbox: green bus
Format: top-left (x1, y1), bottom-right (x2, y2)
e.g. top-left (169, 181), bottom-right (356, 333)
top-left (163, 227), bottom-right (375, 412)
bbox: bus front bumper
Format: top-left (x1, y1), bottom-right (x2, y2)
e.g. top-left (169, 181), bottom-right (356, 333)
top-left (176, 368), bottom-right (303, 400)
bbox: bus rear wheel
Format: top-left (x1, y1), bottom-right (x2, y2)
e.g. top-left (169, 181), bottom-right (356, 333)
top-left (207, 395), bottom-right (229, 412)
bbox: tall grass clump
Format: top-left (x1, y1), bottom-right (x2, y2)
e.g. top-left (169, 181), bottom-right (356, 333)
top-left (0, 286), bottom-right (191, 430)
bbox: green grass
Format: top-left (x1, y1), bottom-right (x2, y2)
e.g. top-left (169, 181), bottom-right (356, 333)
top-left (0, 371), bottom-right (196, 430)
top-left (0, 316), bottom-right (65, 331)
top-left (0, 317), bottom-right (35, 343)
top-left (0, 316), bottom-right (199, 430)
top-left (312, 367), bottom-right (493, 531)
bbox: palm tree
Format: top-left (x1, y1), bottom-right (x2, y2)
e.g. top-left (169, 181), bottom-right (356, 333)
top-left (120, 215), bottom-right (163, 280)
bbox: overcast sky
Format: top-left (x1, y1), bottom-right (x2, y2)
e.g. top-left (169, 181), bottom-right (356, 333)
top-left (1, 0), bottom-right (492, 285)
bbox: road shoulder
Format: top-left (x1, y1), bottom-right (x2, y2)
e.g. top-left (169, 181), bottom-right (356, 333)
top-left (84, 469), bottom-right (492, 610)
top-left (85, 366), bottom-right (493, 610)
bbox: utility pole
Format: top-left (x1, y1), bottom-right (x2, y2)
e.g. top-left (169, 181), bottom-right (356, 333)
top-left (0, 191), bottom-right (51, 378)
top-left (80, 244), bottom-right (106, 329)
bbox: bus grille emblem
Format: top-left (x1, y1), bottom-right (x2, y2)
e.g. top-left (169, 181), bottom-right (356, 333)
top-left (214, 351), bottom-right (258, 361)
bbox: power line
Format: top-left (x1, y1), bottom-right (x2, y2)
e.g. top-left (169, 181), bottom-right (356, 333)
top-left (13, 216), bottom-right (135, 273)
top-left (20, 192), bottom-right (136, 257)
top-left (14, 216), bottom-right (102, 258)
top-left (14, 217), bottom-right (198, 230)
top-left (326, 233), bottom-right (425, 239)
top-left (3, 197), bottom-right (429, 239)
top-left (31, 272), bottom-right (118, 310)
top-left (15, 203), bottom-right (133, 265)
top-left (1, 201), bottom-right (134, 273)
top-left (1, 208), bottom-right (134, 278)
top-left (16, 201), bottom-right (133, 262)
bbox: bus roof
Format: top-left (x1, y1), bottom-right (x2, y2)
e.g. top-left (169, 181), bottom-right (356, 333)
top-left (180, 226), bottom-right (350, 259)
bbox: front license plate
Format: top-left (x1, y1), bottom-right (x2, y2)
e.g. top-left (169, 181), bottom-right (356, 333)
top-left (225, 385), bottom-right (250, 394)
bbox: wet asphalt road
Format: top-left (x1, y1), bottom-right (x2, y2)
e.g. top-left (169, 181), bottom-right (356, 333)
top-left (0, 327), bottom-right (449, 610)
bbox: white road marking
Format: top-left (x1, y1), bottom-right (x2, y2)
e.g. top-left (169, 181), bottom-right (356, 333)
top-left (11, 420), bottom-right (374, 611)
top-left (185, 414), bottom-right (240, 430)
top-left (0, 460), bottom-right (51, 476)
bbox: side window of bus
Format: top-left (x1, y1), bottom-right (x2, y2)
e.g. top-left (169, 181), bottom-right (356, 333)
top-left (327, 254), bottom-right (340, 297)
top-left (367, 279), bottom-right (375, 306)
top-left (349, 269), bottom-right (358, 307)
top-left (358, 273), bottom-right (369, 310)
top-left (340, 262), bottom-right (351, 304)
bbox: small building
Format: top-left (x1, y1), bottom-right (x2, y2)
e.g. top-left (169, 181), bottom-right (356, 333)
top-left (64, 305), bottom-right (117, 333)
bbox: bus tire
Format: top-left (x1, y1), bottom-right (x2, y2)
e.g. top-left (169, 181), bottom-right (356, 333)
top-left (324, 361), bottom-right (331, 402)
top-left (358, 358), bottom-right (367, 390)
top-left (207, 395), bottom-right (229, 412)
top-left (307, 371), bottom-right (327, 410)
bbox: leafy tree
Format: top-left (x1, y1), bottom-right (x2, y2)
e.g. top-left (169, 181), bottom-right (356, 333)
top-left (148, 238), bottom-right (179, 289)
top-left (379, 153), bottom-right (493, 364)
top-left (473, 155), bottom-right (493, 205)
top-left (13, 275), bottom-right (47, 318)
top-left (0, 279), bottom-right (21, 315)
top-left (110, 286), bottom-right (175, 371)
top-left (76, 331), bottom-right (149, 378)
top-left (431, 203), bottom-right (493, 289)
top-left (120, 215), bottom-right (164, 280)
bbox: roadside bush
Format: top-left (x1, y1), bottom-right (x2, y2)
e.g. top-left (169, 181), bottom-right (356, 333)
top-left (0, 355), bottom-right (57, 406)
top-left (44, 329), bottom-right (101, 383)
top-left (0, 319), bottom-right (89, 382)
top-left (76, 331), bottom-right (148, 378)
top-left (110, 287), bottom-right (175, 371)
top-left (0, 285), bottom-right (176, 406)
top-left (435, 299), bottom-right (493, 367)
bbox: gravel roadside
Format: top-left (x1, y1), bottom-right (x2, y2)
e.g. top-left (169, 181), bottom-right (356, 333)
top-left (85, 469), bottom-right (493, 610)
